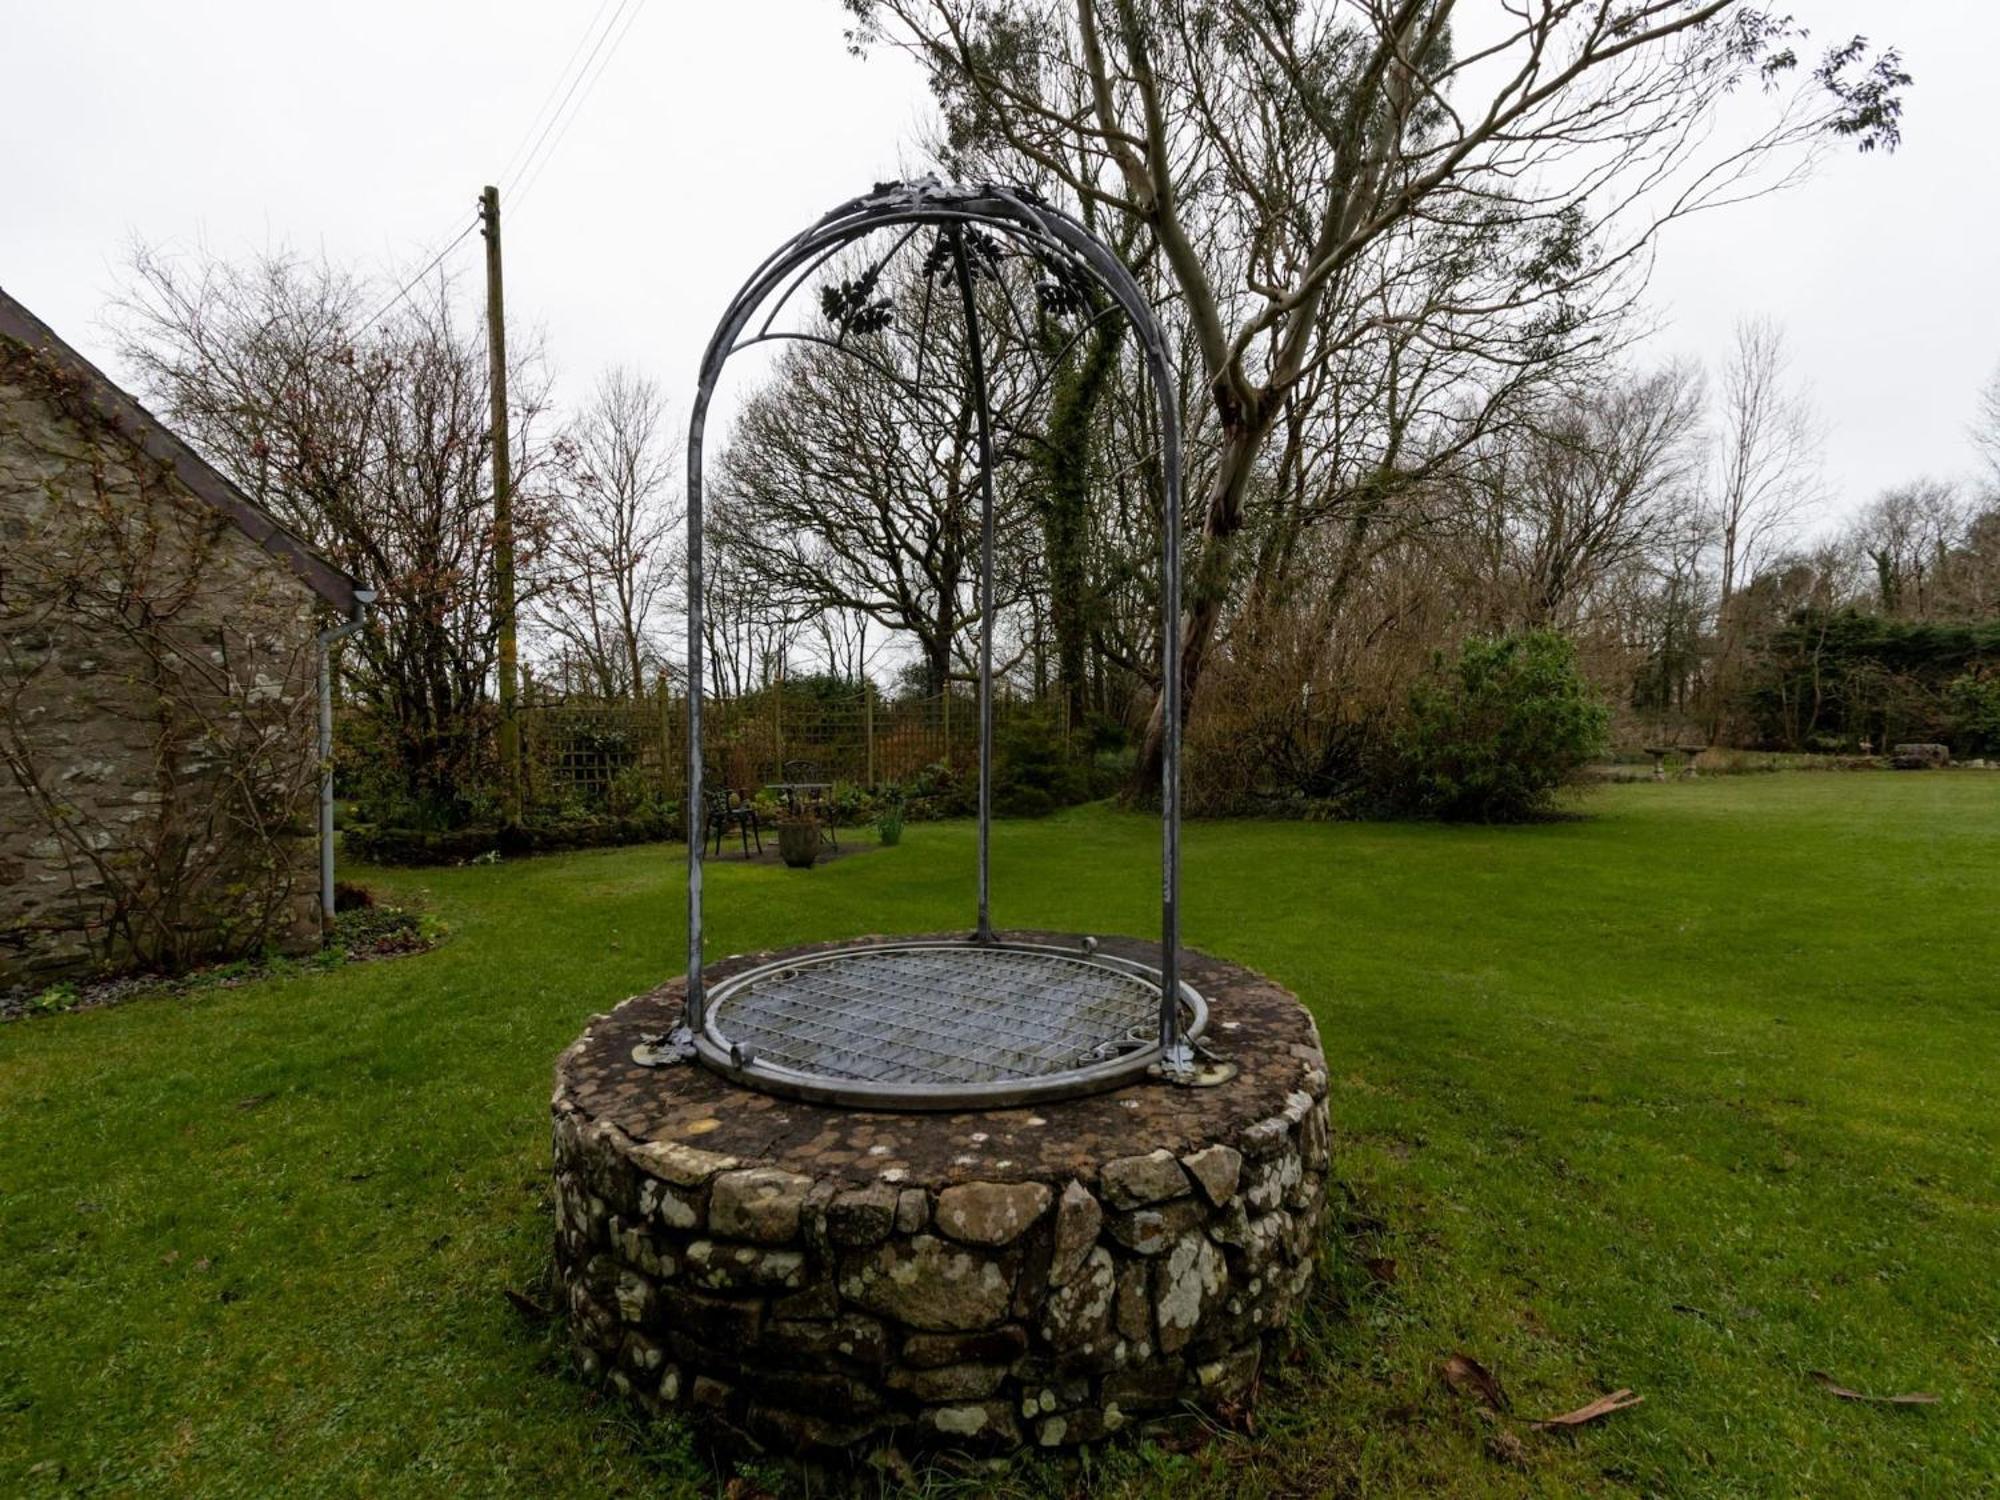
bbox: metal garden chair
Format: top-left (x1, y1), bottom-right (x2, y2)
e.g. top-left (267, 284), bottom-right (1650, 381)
top-left (703, 782), bottom-right (762, 857)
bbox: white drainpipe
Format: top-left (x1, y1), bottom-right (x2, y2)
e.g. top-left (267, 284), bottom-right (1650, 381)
top-left (318, 589), bottom-right (376, 931)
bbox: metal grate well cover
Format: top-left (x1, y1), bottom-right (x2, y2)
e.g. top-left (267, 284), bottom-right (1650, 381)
top-left (701, 942), bottom-right (1197, 1094)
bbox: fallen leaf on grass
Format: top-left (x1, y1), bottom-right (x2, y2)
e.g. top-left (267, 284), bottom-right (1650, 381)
top-left (1362, 1255), bottom-right (1398, 1284)
top-left (503, 1287), bottom-right (553, 1323)
top-left (1440, 1353), bottom-right (1509, 1411)
top-left (1810, 1371), bottom-right (1939, 1406)
top-left (1529, 1389), bottom-right (1645, 1429)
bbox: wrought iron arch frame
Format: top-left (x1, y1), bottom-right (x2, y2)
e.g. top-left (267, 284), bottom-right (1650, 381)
top-left (674, 178), bottom-right (1194, 1090)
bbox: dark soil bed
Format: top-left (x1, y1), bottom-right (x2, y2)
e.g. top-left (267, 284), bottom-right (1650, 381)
top-left (1, 898), bottom-right (442, 1023)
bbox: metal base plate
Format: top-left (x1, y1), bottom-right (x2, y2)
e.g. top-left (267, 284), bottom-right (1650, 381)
top-left (695, 940), bottom-right (1207, 1110)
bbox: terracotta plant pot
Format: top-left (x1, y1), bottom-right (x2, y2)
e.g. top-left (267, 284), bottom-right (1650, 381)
top-left (777, 818), bottom-right (820, 868)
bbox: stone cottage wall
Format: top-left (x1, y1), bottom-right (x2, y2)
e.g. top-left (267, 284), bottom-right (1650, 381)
top-left (0, 342), bottom-right (325, 985)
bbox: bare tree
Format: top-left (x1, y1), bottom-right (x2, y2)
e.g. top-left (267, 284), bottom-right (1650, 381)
top-left (1974, 362), bottom-right (2000, 490)
top-left (849, 0), bottom-right (1908, 777)
top-left (1849, 478), bottom-right (1970, 621)
top-left (1713, 318), bottom-right (1822, 607)
top-left (701, 546), bottom-right (801, 701)
top-left (113, 244), bottom-right (557, 813)
top-left (1703, 317), bottom-right (1822, 733)
top-left (538, 367), bottom-right (681, 697)
top-left (1473, 363), bottom-right (1708, 631)
top-left (710, 247), bottom-right (1040, 696)
top-left (1629, 504), bottom-right (1718, 729)
top-left (803, 607), bottom-right (882, 686)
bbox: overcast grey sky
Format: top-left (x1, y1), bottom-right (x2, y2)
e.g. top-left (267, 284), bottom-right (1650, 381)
top-left (4, 2), bottom-right (1994, 531)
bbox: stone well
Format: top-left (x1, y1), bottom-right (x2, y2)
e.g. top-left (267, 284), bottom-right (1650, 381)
top-left (550, 931), bottom-right (1330, 1453)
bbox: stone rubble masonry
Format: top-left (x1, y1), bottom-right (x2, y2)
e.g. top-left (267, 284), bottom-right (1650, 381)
top-left (550, 931), bottom-right (1333, 1455)
top-left (0, 342), bottom-right (326, 985)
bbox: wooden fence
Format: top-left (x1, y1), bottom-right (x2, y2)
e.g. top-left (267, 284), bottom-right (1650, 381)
top-left (517, 682), bottom-right (1073, 812)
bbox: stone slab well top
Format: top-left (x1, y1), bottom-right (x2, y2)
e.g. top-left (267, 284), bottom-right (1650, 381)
top-left (556, 931), bottom-right (1327, 1191)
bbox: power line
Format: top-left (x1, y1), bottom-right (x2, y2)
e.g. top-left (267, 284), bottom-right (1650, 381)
top-left (509, 0), bottom-right (647, 211)
top-left (494, 0), bottom-right (618, 189)
top-left (353, 215), bottom-right (480, 337)
top-left (352, 0), bottom-right (643, 341)
top-left (508, 0), bottom-right (641, 208)
top-left (503, 0), bottom-right (636, 204)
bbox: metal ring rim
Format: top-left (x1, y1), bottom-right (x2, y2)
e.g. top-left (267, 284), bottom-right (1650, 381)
top-left (695, 939), bottom-right (1208, 1111)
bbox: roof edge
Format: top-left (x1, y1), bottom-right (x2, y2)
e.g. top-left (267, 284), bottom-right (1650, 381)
top-left (0, 284), bottom-right (363, 613)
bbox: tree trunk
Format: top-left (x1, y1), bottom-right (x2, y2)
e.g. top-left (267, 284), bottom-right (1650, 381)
top-left (1133, 421), bottom-right (1265, 787)
top-left (1037, 320), bottom-right (1123, 727)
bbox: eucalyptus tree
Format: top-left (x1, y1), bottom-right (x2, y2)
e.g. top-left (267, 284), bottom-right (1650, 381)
top-left (845, 0), bottom-right (1908, 776)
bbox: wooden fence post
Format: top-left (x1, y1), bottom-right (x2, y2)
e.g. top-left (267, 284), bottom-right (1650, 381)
top-left (864, 679), bottom-right (876, 788)
top-left (518, 664), bottom-right (536, 812)
top-left (657, 672), bottom-right (674, 800)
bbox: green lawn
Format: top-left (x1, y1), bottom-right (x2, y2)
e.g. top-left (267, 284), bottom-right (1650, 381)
top-left (3, 774), bottom-right (1997, 1497)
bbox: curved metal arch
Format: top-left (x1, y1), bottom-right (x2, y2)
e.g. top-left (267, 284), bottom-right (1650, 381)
top-left (680, 178), bottom-right (1191, 1083)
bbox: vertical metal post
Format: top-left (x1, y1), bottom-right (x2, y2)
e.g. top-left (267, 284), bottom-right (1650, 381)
top-left (316, 599), bottom-right (369, 935)
top-left (684, 396), bottom-right (709, 1038)
top-left (1155, 355), bottom-right (1187, 1069)
top-left (949, 226), bottom-right (998, 945)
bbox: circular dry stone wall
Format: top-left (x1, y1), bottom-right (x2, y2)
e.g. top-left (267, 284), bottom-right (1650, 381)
top-left (550, 931), bottom-right (1331, 1454)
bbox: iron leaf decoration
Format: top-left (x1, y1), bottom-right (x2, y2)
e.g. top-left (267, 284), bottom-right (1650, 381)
top-left (819, 266), bottom-right (894, 337)
top-left (1035, 253), bottom-right (1096, 319)
top-left (920, 225), bottom-right (1004, 284)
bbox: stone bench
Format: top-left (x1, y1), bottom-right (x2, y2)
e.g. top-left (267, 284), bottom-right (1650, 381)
top-left (1891, 743), bottom-right (1950, 770)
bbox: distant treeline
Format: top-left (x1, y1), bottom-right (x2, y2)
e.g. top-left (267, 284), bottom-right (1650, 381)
top-left (1744, 611), bottom-right (2000, 754)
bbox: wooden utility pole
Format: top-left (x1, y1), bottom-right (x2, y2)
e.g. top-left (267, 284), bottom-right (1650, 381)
top-left (481, 185), bottom-right (522, 824)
